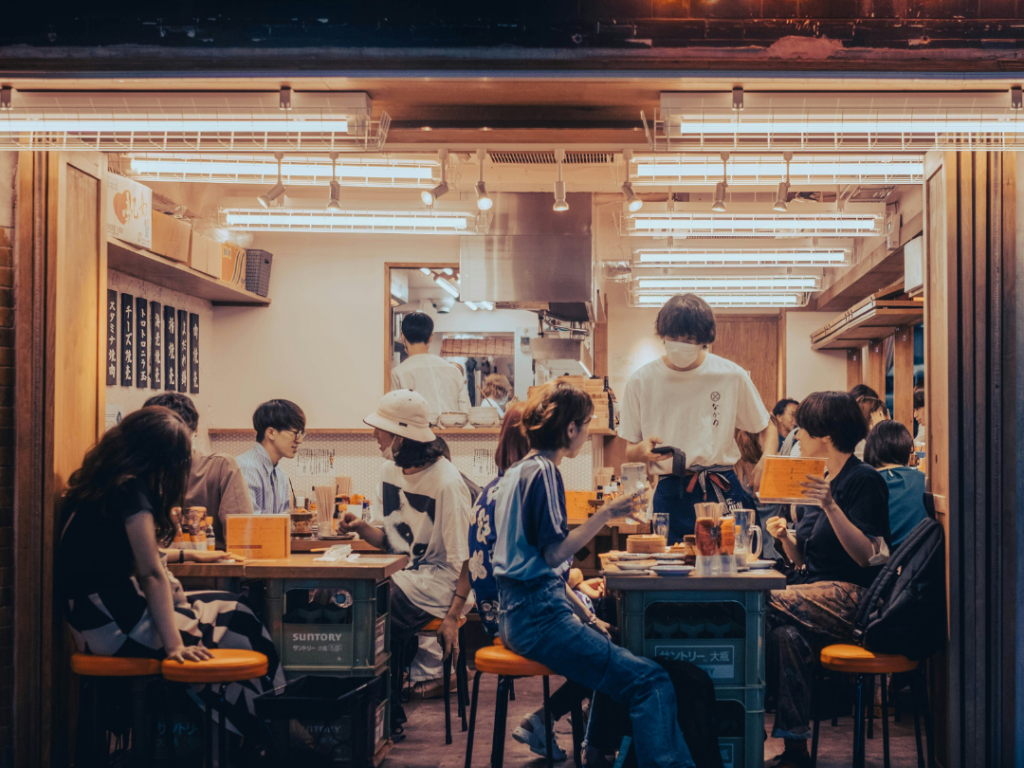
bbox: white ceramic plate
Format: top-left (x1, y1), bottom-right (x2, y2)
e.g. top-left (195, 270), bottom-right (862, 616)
top-left (747, 560), bottom-right (776, 570)
top-left (608, 552), bottom-right (654, 561)
top-left (616, 560), bottom-right (658, 570)
top-left (652, 552), bottom-right (689, 561)
top-left (651, 565), bottom-right (695, 575)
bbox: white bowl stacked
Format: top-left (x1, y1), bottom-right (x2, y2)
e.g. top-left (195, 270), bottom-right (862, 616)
top-left (468, 406), bottom-right (500, 427)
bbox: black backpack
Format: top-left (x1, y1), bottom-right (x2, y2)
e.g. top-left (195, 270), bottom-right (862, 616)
top-left (853, 517), bottom-right (946, 660)
top-left (589, 658), bottom-right (725, 768)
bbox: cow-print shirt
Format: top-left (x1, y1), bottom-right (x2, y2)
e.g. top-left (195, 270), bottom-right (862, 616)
top-left (374, 457), bottom-right (473, 616)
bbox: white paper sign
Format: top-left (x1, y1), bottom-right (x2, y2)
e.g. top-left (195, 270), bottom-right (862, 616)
top-left (106, 174), bottom-right (152, 249)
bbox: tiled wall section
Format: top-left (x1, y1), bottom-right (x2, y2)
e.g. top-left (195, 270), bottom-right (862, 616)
top-left (210, 432), bottom-right (596, 503)
top-left (106, 269), bottom-right (216, 452)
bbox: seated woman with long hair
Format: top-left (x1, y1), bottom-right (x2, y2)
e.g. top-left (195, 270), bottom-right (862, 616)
top-left (491, 382), bottom-right (694, 768)
top-left (56, 407), bottom-right (283, 742)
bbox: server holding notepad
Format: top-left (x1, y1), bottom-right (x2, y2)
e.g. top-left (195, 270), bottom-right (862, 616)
top-left (618, 294), bottom-right (777, 543)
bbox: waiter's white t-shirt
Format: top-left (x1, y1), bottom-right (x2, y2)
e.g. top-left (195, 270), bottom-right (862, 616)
top-left (618, 353), bottom-right (771, 473)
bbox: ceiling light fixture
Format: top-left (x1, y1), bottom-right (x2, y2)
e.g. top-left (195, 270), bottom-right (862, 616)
top-left (475, 149), bottom-right (493, 211)
top-left (478, 301), bottom-right (496, 311)
top-left (257, 153), bottom-right (286, 209)
top-left (421, 149), bottom-right (450, 207)
top-left (621, 149), bottom-right (643, 212)
top-left (632, 293), bottom-right (805, 308)
top-left (223, 207), bottom-right (473, 234)
top-left (420, 267), bottom-right (433, 275)
top-left (634, 275), bottom-right (821, 292)
top-left (127, 153), bottom-right (437, 187)
top-left (631, 154), bottom-right (925, 186)
top-left (326, 152), bottom-right (343, 211)
top-left (626, 203), bottom-right (883, 238)
top-left (633, 245), bottom-right (849, 267)
top-left (659, 91), bottom-right (1024, 151)
top-left (711, 153), bottom-right (728, 213)
top-left (553, 149), bottom-right (569, 212)
top-left (774, 152), bottom-right (792, 213)
top-left (435, 276), bottom-right (461, 298)
top-left (463, 301), bottom-right (480, 311)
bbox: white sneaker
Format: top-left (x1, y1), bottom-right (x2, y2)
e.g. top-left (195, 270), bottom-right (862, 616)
top-left (512, 713), bottom-right (568, 762)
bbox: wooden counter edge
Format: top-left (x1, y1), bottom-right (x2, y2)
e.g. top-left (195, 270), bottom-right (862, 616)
top-left (241, 554), bottom-right (409, 580)
top-left (605, 570), bottom-right (787, 591)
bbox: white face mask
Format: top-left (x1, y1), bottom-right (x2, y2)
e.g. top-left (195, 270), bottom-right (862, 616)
top-left (381, 436), bottom-right (401, 462)
top-left (664, 340), bottom-right (704, 369)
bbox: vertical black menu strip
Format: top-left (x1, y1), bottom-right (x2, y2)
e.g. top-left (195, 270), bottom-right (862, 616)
top-left (105, 289), bottom-right (117, 386)
top-left (189, 313), bottom-right (200, 394)
top-left (120, 293), bottom-right (134, 387)
top-left (164, 305), bottom-right (177, 391)
top-left (135, 297), bottom-right (149, 389)
top-left (177, 309), bottom-right (188, 393)
top-left (150, 301), bottom-right (162, 390)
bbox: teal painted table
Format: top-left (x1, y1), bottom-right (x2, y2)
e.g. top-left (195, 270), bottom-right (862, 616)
top-left (606, 568), bottom-right (786, 768)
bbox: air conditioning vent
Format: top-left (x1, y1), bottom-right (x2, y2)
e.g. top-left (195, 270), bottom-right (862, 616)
top-left (488, 150), bottom-right (615, 165)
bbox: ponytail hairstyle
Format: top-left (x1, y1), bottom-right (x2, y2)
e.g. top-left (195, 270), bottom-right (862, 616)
top-left (494, 402), bottom-right (531, 472)
top-left (62, 406), bottom-right (193, 545)
top-left (521, 382), bottom-right (594, 452)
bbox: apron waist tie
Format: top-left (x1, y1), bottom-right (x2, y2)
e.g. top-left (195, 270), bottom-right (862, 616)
top-left (682, 465), bottom-right (734, 503)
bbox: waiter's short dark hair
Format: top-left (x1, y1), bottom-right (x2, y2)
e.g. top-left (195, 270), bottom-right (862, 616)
top-left (796, 391), bottom-right (868, 454)
top-left (913, 388), bottom-right (925, 410)
top-left (654, 294), bottom-right (716, 344)
top-left (864, 420), bottom-right (915, 468)
top-left (253, 399), bottom-right (306, 443)
top-left (401, 312), bottom-right (434, 345)
top-left (772, 398), bottom-right (799, 418)
top-left (144, 392), bottom-right (199, 432)
top-left (522, 381), bottom-right (594, 451)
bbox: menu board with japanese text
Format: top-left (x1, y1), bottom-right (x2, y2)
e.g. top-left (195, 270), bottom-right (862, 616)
top-left (177, 309), bottom-right (188, 393)
top-left (135, 297), bottom-right (149, 389)
top-left (756, 456), bottom-right (828, 504)
top-left (188, 313), bottom-right (200, 394)
top-left (149, 301), bottom-right (162, 389)
top-left (105, 290), bottom-right (117, 386)
top-left (164, 305), bottom-right (177, 391)
top-left (120, 293), bottom-right (134, 387)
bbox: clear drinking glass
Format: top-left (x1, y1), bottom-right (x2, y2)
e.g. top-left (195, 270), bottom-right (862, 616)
top-left (653, 512), bottom-right (670, 539)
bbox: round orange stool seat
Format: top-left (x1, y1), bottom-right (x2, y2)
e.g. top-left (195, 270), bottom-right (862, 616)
top-left (474, 645), bottom-right (554, 677)
top-left (70, 653), bottom-right (161, 677)
top-left (820, 644), bottom-right (919, 674)
top-left (161, 649), bottom-right (268, 684)
top-left (493, 637), bottom-right (504, 647)
top-left (420, 615), bottom-right (467, 633)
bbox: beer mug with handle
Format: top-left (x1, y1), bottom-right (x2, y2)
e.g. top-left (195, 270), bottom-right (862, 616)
top-left (733, 509), bottom-right (763, 562)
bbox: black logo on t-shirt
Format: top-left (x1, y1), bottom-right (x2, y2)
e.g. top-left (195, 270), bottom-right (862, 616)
top-left (711, 391), bottom-right (721, 427)
top-left (382, 483), bottom-right (436, 566)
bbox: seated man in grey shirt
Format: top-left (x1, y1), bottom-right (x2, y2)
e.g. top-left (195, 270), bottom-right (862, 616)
top-left (144, 393), bottom-right (253, 547)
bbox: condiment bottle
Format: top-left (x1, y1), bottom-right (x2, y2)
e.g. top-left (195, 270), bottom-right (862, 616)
top-left (205, 517), bottom-right (216, 551)
top-left (362, 500), bottom-right (371, 523)
top-left (192, 521), bottom-right (206, 550)
top-left (171, 507), bottom-right (184, 546)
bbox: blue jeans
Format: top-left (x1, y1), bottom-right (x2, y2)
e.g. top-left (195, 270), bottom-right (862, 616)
top-left (498, 575), bottom-right (695, 768)
top-left (654, 470), bottom-right (755, 544)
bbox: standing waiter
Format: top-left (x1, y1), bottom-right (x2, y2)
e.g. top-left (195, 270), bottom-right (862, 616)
top-left (619, 294), bottom-right (777, 543)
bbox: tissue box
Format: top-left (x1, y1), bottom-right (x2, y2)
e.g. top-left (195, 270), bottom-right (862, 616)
top-left (225, 515), bottom-right (291, 559)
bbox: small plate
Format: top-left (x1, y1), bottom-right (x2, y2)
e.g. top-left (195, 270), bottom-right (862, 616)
top-left (610, 552), bottom-right (657, 561)
top-left (652, 552), bottom-right (688, 561)
top-left (651, 565), bottom-right (695, 575)
top-left (746, 560), bottom-right (776, 570)
top-left (616, 559), bottom-right (658, 570)
top-left (318, 533), bottom-right (356, 541)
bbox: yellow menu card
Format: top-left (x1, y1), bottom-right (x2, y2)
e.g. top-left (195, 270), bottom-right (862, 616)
top-left (756, 456), bottom-right (828, 504)
top-left (225, 515), bottom-right (291, 559)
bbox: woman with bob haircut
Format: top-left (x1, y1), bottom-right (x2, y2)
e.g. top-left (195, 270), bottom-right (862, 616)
top-left (865, 419), bottom-right (928, 548)
top-left (338, 389), bottom-right (473, 735)
top-left (491, 381), bottom-right (695, 768)
top-left (56, 406), bottom-right (283, 743)
top-left (764, 391), bottom-right (891, 768)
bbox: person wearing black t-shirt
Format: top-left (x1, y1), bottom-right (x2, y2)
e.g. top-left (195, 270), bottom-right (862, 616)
top-left (763, 391), bottom-right (891, 768)
top-left (56, 407), bottom-right (284, 745)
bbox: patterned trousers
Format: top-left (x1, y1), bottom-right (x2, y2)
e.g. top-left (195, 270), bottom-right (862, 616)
top-left (766, 581), bottom-right (865, 740)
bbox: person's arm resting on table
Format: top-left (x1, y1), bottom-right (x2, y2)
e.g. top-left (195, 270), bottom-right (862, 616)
top-left (542, 493), bottom-right (640, 569)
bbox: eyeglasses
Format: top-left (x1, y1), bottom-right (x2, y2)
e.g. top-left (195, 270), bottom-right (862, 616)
top-left (279, 429), bottom-right (306, 442)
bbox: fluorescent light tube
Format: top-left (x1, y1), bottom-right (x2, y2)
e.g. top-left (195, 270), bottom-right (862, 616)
top-left (633, 293), bottom-right (805, 308)
top-left (635, 275), bottom-right (821, 292)
top-left (463, 301), bottom-right (480, 311)
top-left (628, 213), bottom-right (880, 237)
top-left (128, 154), bottom-right (436, 187)
top-left (435, 277), bottom-right (461, 298)
top-left (632, 154), bottom-right (924, 186)
top-left (223, 208), bottom-right (471, 234)
top-left (634, 247), bottom-right (849, 267)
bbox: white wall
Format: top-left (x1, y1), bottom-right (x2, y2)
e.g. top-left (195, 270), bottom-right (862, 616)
top-left (211, 232), bottom-right (462, 429)
top-left (783, 311), bottom-right (849, 401)
top-left (106, 269), bottom-right (216, 452)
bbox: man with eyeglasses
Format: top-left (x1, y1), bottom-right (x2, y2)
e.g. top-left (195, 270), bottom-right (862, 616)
top-left (237, 399), bottom-right (307, 516)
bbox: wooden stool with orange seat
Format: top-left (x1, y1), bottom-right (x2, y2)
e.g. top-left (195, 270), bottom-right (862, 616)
top-left (465, 643), bottom-right (584, 768)
top-left (416, 615), bottom-right (469, 744)
top-left (812, 644), bottom-right (934, 768)
top-left (161, 648), bottom-right (268, 768)
top-left (70, 653), bottom-right (163, 768)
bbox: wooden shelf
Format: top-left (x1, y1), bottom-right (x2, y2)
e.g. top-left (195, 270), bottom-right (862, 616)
top-left (107, 238), bottom-right (271, 307)
top-left (210, 426), bottom-right (616, 437)
top-left (811, 299), bottom-right (923, 351)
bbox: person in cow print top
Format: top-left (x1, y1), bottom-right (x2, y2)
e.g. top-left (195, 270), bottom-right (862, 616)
top-left (336, 390), bottom-right (472, 735)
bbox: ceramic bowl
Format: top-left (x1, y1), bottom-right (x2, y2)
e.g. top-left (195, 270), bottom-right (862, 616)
top-left (438, 412), bottom-right (469, 429)
top-left (469, 406), bottom-right (500, 427)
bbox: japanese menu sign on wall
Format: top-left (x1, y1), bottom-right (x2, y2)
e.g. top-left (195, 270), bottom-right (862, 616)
top-left (188, 313), bottom-right (200, 394)
top-left (150, 301), bottom-right (162, 390)
top-left (177, 309), bottom-right (188, 393)
top-left (135, 297), bottom-right (149, 389)
top-left (106, 290), bottom-right (117, 386)
top-left (120, 293), bottom-right (134, 387)
top-left (164, 305), bottom-right (177, 392)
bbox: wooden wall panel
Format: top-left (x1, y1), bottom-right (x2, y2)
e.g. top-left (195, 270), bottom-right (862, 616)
top-left (866, 338), bottom-right (887, 397)
top-left (892, 324), bottom-right (915, 431)
top-left (847, 347), bottom-right (864, 390)
top-left (712, 315), bottom-right (779, 410)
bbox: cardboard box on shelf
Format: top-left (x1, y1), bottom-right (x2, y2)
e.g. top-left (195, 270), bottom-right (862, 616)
top-left (189, 233), bottom-right (223, 278)
top-left (225, 515), bottom-right (291, 559)
top-left (220, 243), bottom-right (246, 283)
top-left (151, 213), bottom-right (191, 263)
top-left (106, 174), bottom-right (153, 249)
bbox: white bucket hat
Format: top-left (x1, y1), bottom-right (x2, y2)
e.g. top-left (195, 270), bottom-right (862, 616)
top-left (364, 390), bottom-right (436, 443)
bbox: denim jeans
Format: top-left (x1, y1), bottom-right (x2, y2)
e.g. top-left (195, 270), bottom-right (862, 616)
top-left (498, 575), bottom-right (695, 768)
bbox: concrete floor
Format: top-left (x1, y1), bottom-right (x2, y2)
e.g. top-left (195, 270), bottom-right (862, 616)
top-left (388, 675), bottom-right (928, 768)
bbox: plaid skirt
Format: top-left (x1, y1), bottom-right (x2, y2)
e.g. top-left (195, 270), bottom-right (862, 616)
top-left (65, 577), bottom-right (284, 739)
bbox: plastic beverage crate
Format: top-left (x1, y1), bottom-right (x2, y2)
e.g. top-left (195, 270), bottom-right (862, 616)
top-left (714, 686), bottom-right (766, 768)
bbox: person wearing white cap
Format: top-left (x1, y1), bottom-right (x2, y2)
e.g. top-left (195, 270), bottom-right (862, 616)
top-left (337, 389), bottom-right (473, 736)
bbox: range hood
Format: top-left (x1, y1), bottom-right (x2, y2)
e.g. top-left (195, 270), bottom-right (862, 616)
top-left (529, 336), bottom-right (594, 378)
top-left (459, 192), bottom-right (594, 323)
